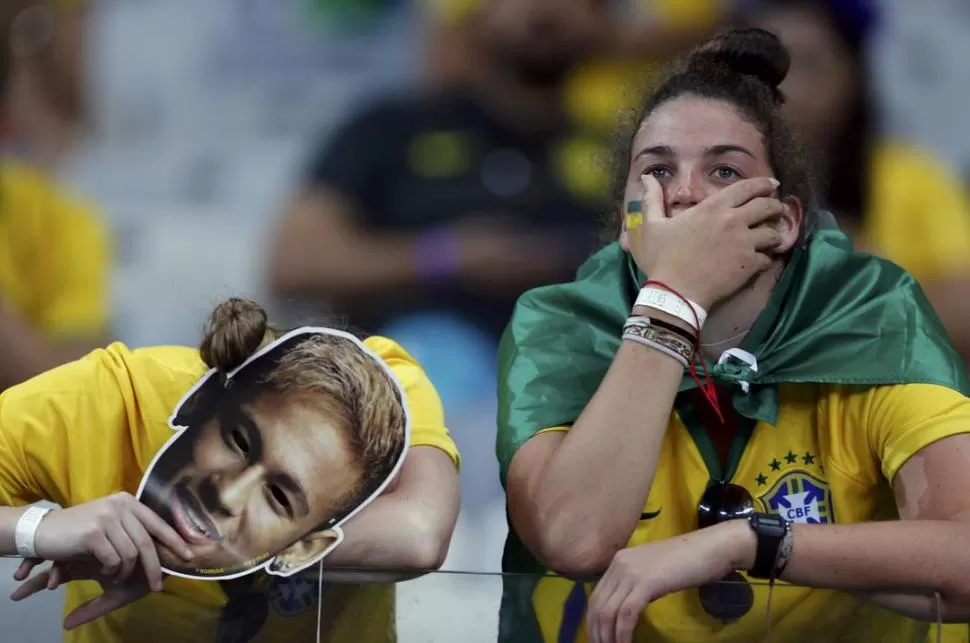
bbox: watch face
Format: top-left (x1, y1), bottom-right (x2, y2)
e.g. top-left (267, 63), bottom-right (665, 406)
top-left (752, 513), bottom-right (787, 535)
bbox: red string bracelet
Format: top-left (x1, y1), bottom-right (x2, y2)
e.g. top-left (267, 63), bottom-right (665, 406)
top-left (642, 280), bottom-right (725, 424)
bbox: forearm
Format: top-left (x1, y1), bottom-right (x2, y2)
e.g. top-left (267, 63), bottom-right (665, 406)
top-left (531, 320), bottom-right (684, 571)
top-left (0, 306), bottom-right (95, 391)
top-left (271, 229), bottom-right (425, 301)
top-left (312, 449), bottom-right (459, 584)
top-left (725, 518), bottom-right (970, 621)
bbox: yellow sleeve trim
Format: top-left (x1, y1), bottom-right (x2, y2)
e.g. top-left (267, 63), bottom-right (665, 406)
top-left (536, 426), bottom-right (570, 436)
top-left (409, 427), bottom-right (461, 471)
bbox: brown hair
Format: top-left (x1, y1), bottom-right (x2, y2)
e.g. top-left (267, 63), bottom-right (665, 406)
top-left (606, 28), bottom-right (819, 243)
top-left (199, 298), bottom-right (408, 523)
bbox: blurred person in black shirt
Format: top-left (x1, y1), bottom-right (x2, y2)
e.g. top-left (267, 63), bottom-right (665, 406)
top-left (268, 0), bottom-right (611, 342)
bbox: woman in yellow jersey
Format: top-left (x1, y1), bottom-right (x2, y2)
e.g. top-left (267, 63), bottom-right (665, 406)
top-left (0, 298), bottom-right (461, 642)
top-left (497, 28), bottom-right (970, 643)
top-left (745, 0), bottom-right (970, 359)
top-left (0, 0), bottom-right (111, 391)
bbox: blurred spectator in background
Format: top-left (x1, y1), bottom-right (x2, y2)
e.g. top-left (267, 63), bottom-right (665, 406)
top-left (268, 0), bottom-right (614, 352)
top-left (0, 0), bottom-right (110, 391)
top-left (426, 0), bottom-right (726, 136)
top-left (746, 0), bottom-right (970, 360)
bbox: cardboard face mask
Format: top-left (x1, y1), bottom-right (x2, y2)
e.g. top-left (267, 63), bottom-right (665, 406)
top-left (136, 327), bottom-right (411, 581)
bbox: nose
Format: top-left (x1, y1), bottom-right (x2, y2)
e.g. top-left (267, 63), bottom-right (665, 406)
top-left (667, 170), bottom-right (706, 216)
top-left (210, 465), bottom-right (264, 517)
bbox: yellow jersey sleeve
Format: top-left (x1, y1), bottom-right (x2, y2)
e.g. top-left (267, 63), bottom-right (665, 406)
top-left (362, 336), bottom-right (461, 469)
top-left (0, 343), bottom-right (204, 507)
top-left (868, 142), bottom-right (970, 282)
top-left (864, 383), bottom-right (970, 484)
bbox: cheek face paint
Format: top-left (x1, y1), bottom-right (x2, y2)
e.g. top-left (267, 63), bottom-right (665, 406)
top-left (625, 200), bottom-right (644, 229)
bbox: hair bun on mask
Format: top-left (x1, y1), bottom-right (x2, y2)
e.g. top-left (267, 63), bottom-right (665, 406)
top-left (687, 28), bottom-right (790, 102)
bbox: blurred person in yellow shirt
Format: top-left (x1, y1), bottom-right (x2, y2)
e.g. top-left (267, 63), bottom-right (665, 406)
top-left (0, 0), bottom-right (111, 391)
top-left (746, 0), bottom-right (970, 361)
top-left (0, 298), bottom-right (461, 643)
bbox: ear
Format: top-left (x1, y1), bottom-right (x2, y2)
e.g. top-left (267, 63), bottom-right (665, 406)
top-left (774, 195), bottom-right (804, 255)
top-left (268, 528), bottom-right (343, 576)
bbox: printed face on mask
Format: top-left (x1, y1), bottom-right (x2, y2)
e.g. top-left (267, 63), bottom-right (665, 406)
top-left (143, 390), bottom-right (360, 578)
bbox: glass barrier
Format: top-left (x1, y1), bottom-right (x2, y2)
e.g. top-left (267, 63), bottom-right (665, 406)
top-left (0, 563), bottom-right (961, 642)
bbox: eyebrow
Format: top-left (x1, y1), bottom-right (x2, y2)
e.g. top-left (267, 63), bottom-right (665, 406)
top-left (635, 144), bottom-right (756, 160)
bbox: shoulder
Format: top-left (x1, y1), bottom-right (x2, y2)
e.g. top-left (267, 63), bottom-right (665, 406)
top-left (827, 382), bottom-right (969, 414)
top-left (44, 343), bottom-right (207, 411)
top-left (364, 335), bottom-right (459, 466)
top-left (362, 335), bottom-right (443, 407)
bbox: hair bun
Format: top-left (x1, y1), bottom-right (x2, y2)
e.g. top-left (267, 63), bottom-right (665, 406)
top-left (687, 28), bottom-right (790, 99)
top-left (200, 298), bottom-right (269, 372)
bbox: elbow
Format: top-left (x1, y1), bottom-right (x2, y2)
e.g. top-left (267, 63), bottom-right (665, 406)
top-left (528, 516), bottom-right (619, 577)
top-left (402, 512), bottom-right (455, 572)
top-left (538, 537), bottom-right (617, 579)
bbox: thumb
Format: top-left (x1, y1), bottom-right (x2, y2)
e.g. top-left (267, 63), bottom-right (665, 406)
top-left (64, 584), bottom-right (148, 630)
top-left (640, 174), bottom-right (666, 222)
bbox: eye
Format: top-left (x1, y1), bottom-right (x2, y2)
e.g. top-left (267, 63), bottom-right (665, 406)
top-left (268, 485), bottom-right (292, 516)
top-left (641, 165), bottom-right (670, 179)
top-left (713, 166), bottom-right (741, 181)
top-left (230, 427), bottom-right (249, 454)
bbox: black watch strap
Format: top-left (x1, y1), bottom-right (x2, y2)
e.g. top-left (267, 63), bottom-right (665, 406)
top-left (747, 513), bottom-right (790, 579)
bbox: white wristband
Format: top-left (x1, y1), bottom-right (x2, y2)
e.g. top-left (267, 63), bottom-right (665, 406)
top-left (15, 507), bottom-right (50, 558)
top-left (635, 287), bottom-right (708, 331)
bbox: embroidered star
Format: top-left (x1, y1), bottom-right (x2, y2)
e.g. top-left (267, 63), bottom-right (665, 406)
top-left (803, 452), bottom-right (816, 465)
top-left (769, 458), bottom-right (781, 471)
top-left (755, 473), bottom-right (768, 487)
top-left (785, 451), bottom-right (798, 464)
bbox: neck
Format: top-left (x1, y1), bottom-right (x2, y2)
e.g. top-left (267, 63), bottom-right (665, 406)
top-left (698, 261), bottom-right (784, 362)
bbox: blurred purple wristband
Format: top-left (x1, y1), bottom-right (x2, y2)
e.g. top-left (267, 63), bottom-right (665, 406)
top-left (413, 228), bottom-right (462, 282)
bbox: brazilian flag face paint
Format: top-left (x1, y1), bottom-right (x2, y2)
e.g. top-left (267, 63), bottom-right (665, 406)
top-left (625, 200), bottom-right (644, 230)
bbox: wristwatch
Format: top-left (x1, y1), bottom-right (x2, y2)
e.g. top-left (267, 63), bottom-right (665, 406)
top-left (746, 513), bottom-right (791, 579)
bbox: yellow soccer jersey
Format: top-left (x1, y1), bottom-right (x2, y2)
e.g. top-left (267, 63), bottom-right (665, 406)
top-left (0, 159), bottom-right (110, 340)
top-left (526, 382), bottom-right (970, 643)
top-left (0, 337), bottom-right (460, 643)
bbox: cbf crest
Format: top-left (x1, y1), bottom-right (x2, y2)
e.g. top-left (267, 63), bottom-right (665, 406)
top-left (759, 470), bottom-right (836, 524)
top-left (263, 575), bottom-right (322, 617)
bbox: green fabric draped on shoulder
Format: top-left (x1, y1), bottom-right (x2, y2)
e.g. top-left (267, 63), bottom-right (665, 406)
top-left (496, 229), bottom-right (970, 488)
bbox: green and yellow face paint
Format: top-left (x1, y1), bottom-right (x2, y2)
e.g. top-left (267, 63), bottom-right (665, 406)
top-left (625, 200), bottom-right (644, 230)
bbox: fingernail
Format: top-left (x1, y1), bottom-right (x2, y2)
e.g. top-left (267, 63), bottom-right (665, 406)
top-left (769, 178), bottom-right (780, 188)
top-left (640, 175), bottom-right (651, 191)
